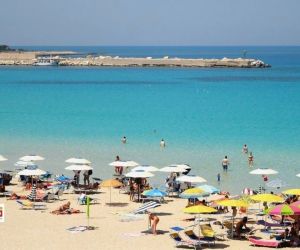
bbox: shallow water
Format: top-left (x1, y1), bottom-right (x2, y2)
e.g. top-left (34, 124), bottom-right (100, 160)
top-left (1, 46), bottom-right (300, 193)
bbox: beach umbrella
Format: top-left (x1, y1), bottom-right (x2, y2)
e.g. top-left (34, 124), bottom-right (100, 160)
top-left (160, 165), bottom-right (187, 173)
top-left (217, 199), bottom-right (249, 238)
top-left (250, 194), bottom-right (284, 203)
top-left (297, 173), bottom-right (300, 178)
top-left (65, 164), bottom-right (93, 171)
top-left (196, 184), bottom-right (219, 194)
top-left (109, 160), bottom-right (139, 167)
top-left (55, 175), bottom-right (72, 183)
top-left (17, 168), bottom-right (46, 176)
top-left (14, 161), bottom-right (36, 168)
top-left (216, 199), bottom-right (249, 207)
top-left (282, 189), bottom-right (300, 196)
top-left (176, 175), bottom-right (207, 184)
top-left (125, 170), bottom-right (154, 202)
top-left (27, 185), bottom-right (37, 201)
top-left (183, 205), bottom-right (217, 214)
top-left (266, 179), bottom-right (287, 189)
top-left (180, 187), bottom-right (206, 199)
top-left (143, 188), bottom-right (167, 197)
top-left (125, 170), bottom-right (154, 178)
top-left (291, 201), bottom-right (300, 208)
top-left (0, 155), bottom-right (7, 161)
top-left (19, 155), bottom-right (45, 162)
top-left (132, 165), bottom-right (159, 172)
top-left (250, 168), bottom-right (278, 193)
top-left (65, 158), bottom-right (91, 165)
top-left (266, 204), bottom-right (300, 216)
top-left (100, 179), bottom-right (123, 204)
top-left (249, 168), bottom-right (278, 175)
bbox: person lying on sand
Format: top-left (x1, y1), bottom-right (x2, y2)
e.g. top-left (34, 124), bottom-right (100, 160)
top-left (51, 201), bottom-right (80, 215)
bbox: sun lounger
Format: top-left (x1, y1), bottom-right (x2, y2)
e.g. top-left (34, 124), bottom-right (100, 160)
top-left (16, 200), bottom-right (47, 210)
top-left (184, 229), bottom-right (215, 246)
top-left (249, 236), bottom-right (282, 248)
top-left (257, 220), bottom-right (291, 227)
top-left (170, 233), bottom-right (202, 250)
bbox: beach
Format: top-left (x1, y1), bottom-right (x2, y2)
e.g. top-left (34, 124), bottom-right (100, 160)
top-left (0, 178), bottom-right (286, 250)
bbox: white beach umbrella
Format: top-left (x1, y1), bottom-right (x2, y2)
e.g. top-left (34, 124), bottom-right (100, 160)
top-left (15, 161), bottom-right (37, 167)
top-left (249, 168), bottom-right (278, 175)
top-left (160, 165), bottom-right (187, 173)
top-left (176, 175), bottom-right (207, 184)
top-left (131, 165), bottom-right (159, 172)
top-left (174, 164), bottom-right (191, 170)
top-left (0, 155), bottom-right (8, 161)
top-left (125, 170), bottom-right (154, 178)
top-left (20, 155), bottom-right (45, 162)
top-left (65, 158), bottom-right (91, 165)
top-left (296, 173), bottom-right (300, 178)
top-left (109, 160), bottom-right (139, 167)
top-left (65, 164), bottom-right (93, 171)
top-left (17, 168), bottom-right (46, 176)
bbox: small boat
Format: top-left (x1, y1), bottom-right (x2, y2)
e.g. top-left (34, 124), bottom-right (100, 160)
top-left (33, 57), bottom-right (58, 66)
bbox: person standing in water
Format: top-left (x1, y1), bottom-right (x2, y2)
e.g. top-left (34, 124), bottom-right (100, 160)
top-left (160, 139), bottom-right (166, 148)
top-left (121, 136), bottom-right (127, 144)
top-left (248, 152), bottom-right (254, 167)
top-left (242, 144), bottom-right (248, 154)
top-left (217, 173), bottom-right (221, 183)
top-left (222, 156), bottom-right (229, 172)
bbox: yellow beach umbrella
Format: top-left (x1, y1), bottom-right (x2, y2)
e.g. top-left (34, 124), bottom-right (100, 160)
top-left (250, 194), bottom-right (284, 203)
top-left (183, 205), bottom-right (217, 214)
top-left (100, 179), bottom-right (123, 204)
top-left (182, 187), bottom-right (204, 195)
top-left (100, 179), bottom-right (123, 188)
top-left (282, 189), bottom-right (300, 196)
top-left (216, 199), bottom-right (249, 207)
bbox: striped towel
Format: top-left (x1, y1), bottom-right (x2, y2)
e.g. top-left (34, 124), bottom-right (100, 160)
top-left (27, 185), bottom-right (37, 201)
top-left (133, 201), bottom-right (160, 214)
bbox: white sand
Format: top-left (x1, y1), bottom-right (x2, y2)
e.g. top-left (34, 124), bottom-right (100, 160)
top-left (0, 181), bottom-right (279, 250)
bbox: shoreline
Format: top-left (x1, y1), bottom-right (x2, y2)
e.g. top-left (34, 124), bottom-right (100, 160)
top-left (0, 51), bottom-right (270, 68)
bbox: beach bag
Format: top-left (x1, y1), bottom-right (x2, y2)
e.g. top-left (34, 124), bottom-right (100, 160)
top-left (88, 170), bottom-right (93, 175)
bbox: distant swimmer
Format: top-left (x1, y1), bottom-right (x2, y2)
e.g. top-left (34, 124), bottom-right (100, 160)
top-left (217, 173), bottom-right (221, 183)
top-left (248, 152), bottom-right (254, 167)
top-left (242, 144), bottom-right (248, 154)
top-left (121, 136), bottom-right (127, 144)
top-left (160, 139), bottom-right (166, 148)
top-left (222, 156), bottom-right (229, 172)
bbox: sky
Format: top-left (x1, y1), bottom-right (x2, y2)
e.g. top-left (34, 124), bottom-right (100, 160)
top-left (0, 0), bottom-right (300, 46)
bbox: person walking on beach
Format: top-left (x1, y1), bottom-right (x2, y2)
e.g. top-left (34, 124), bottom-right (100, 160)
top-left (248, 152), bottom-right (254, 167)
top-left (148, 212), bottom-right (159, 235)
top-left (222, 156), bottom-right (229, 172)
top-left (160, 139), bottom-right (166, 148)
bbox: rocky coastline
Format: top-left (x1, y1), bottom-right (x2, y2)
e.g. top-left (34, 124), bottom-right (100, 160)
top-left (0, 51), bottom-right (270, 68)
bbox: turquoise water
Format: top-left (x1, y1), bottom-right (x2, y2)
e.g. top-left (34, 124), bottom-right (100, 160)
top-left (1, 46), bottom-right (300, 193)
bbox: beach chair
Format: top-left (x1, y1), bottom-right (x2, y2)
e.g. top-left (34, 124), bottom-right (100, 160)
top-left (249, 236), bottom-right (282, 248)
top-left (184, 229), bottom-right (215, 247)
top-left (16, 200), bottom-right (47, 210)
top-left (77, 194), bottom-right (99, 205)
top-left (170, 233), bottom-right (202, 250)
top-left (200, 224), bottom-right (217, 244)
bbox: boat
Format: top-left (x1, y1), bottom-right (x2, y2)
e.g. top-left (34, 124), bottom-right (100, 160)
top-left (33, 57), bottom-right (58, 66)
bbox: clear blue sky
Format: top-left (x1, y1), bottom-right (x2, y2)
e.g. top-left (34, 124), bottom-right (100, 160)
top-left (1, 0), bottom-right (299, 46)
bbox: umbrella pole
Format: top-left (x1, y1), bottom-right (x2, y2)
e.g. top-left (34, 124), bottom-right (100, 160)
top-left (110, 187), bottom-right (112, 204)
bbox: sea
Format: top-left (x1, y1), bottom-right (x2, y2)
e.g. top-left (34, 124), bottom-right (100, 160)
top-left (0, 46), bottom-right (300, 193)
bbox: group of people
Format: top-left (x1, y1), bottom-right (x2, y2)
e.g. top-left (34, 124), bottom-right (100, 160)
top-left (73, 169), bottom-right (93, 187)
top-left (221, 144), bottom-right (254, 173)
top-left (121, 136), bottom-right (166, 148)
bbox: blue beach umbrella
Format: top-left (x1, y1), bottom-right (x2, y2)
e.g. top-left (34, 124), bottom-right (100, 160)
top-left (56, 175), bottom-right (72, 183)
top-left (196, 184), bottom-right (220, 194)
top-left (143, 188), bottom-right (167, 197)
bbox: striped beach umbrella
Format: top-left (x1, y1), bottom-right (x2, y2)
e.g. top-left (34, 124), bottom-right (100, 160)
top-left (27, 185), bottom-right (37, 201)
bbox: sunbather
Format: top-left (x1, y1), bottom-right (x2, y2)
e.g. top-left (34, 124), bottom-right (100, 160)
top-left (235, 217), bottom-right (250, 239)
top-left (51, 201), bottom-right (80, 215)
